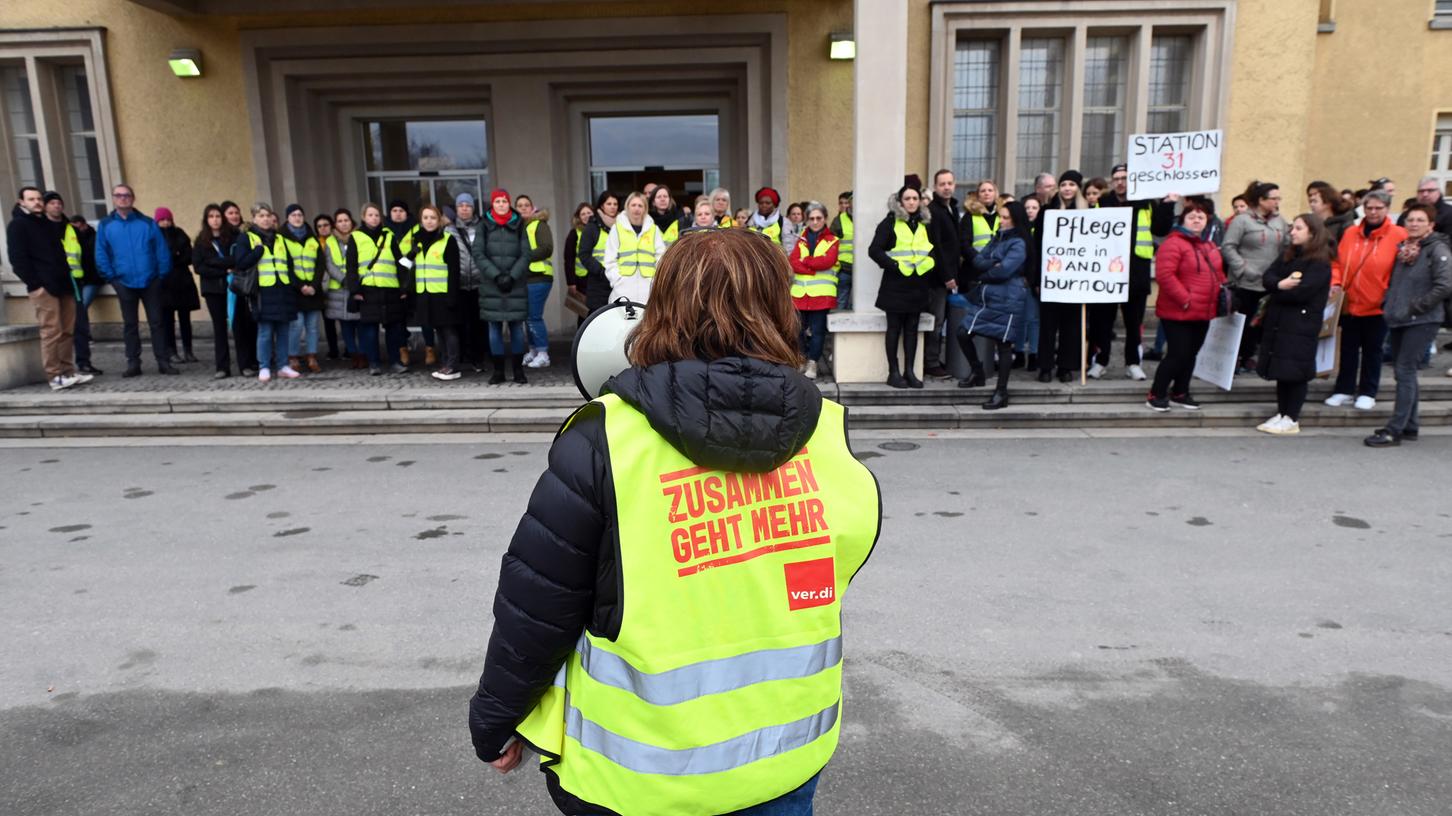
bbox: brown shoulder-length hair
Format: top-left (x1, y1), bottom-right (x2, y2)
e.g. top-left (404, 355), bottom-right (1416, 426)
top-left (1285, 213), bottom-right (1332, 264)
top-left (628, 229), bottom-right (803, 368)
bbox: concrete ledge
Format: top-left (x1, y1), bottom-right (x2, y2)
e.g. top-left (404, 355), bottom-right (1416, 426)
top-left (0, 324), bottom-right (45, 390)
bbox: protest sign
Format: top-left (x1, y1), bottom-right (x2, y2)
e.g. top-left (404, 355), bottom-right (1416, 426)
top-left (1315, 333), bottom-right (1341, 379)
top-left (1194, 313), bottom-right (1246, 391)
top-left (1039, 208), bottom-right (1133, 305)
top-left (1127, 129), bottom-right (1223, 199)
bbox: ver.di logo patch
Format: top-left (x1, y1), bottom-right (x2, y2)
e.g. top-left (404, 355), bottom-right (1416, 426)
top-left (784, 557), bottom-right (836, 611)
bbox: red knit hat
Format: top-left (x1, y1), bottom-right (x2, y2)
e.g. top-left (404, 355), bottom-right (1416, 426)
top-left (489, 188), bottom-right (511, 205)
top-left (754, 187), bottom-right (781, 206)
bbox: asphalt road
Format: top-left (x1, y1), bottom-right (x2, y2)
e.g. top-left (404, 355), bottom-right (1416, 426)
top-left (2, 433), bottom-right (1450, 815)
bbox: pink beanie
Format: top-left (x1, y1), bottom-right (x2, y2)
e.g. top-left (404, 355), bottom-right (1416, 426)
top-left (154, 207), bottom-right (174, 222)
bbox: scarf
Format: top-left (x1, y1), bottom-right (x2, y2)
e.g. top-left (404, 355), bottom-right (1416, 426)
top-left (490, 209), bottom-right (513, 226)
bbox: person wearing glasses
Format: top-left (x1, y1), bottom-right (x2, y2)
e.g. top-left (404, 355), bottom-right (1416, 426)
top-left (95, 184), bottom-right (176, 377)
top-left (1221, 181), bottom-right (1289, 373)
top-left (1398, 176), bottom-right (1452, 238)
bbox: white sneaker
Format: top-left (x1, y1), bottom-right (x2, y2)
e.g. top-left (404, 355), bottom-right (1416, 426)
top-left (49, 374), bottom-right (78, 391)
top-left (1256, 414), bottom-right (1285, 433)
top-left (527, 350), bottom-right (551, 369)
top-left (1324, 393), bottom-right (1351, 407)
top-left (71, 372), bottom-right (94, 386)
top-left (522, 348), bottom-right (538, 367)
top-left (278, 366), bottom-right (301, 380)
top-left (1087, 363), bottom-right (1106, 380)
top-left (804, 360), bottom-right (818, 380)
top-left (1126, 364), bottom-right (1147, 381)
top-left (1272, 418), bottom-right (1301, 435)
top-left (1353, 395), bottom-right (1376, 410)
top-left (258, 368), bottom-right (272, 383)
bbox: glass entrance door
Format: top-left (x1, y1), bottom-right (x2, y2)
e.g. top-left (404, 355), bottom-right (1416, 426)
top-left (363, 118), bottom-right (490, 213)
top-left (588, 114), bottom-right (720, 202)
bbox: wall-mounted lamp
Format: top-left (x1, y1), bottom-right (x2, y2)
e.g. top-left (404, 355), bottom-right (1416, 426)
top-left (829, 32), bottom-right (855, 61)
top-left (168, 49), bottom-right (202, 78)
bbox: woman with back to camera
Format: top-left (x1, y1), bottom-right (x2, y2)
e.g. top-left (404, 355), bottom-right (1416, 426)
top-left (1144, 196), bottom-right (1225, 413)
top-left (1254, 213), bottom-right (1333, 435)
top-left (468, 227), bottom-right (880, 816)
top-left (869, 178), bottom-right (936, 389)
top-left (956, 199), bottom-right (1031, 410)
top-left (578, 191), bottom-right (619, 314)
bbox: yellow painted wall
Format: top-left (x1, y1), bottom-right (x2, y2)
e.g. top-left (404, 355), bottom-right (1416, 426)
top-left (1305, 0), bottom-right (1452, 204)
top-left (785, 0), bottom-right (854, 204)
top-left (904, 0), bottom-right (934, 179)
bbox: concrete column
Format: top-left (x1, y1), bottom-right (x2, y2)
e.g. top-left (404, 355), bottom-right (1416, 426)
top-left (828, 0), bottom-right (930, 383)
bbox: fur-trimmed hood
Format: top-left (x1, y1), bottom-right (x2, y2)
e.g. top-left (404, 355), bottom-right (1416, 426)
top-left (887, 192), bottom-right (932, 224)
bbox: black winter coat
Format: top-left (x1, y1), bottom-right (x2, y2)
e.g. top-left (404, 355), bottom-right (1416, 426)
top-left (408, 229), bottom-right (462, 327)
top-left (473, 212), bottom-right (531, 322)
top-left (578, 217), bottom-right (612, 313)
top-left (75, 227), bottom-right (101, 287)
top-left (869, 211), bottom-right (934, 313)
top-left (192, 231), bottom-right (238, 297)
top-left (1256, 253), bottom-right (1331, 382)
top-left (468, 357), bottom-right (832, 797)
top-left (161, 225), bottom-right (200, 311)
top-left (927, 195), bottom-right (962, 286)
top-left (6, 204), bottom-right (72, 297)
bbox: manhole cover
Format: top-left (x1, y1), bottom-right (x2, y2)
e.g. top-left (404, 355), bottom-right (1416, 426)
top-left (878, 441), bottom-right (920, 452)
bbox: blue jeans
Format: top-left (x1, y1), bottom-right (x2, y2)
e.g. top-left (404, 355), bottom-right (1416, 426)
top-left (1016, 293), bottom-right (1040, 354)
top-left (74, 283), bottom-right (101, 366)
top-left (289, 309), bottom-right (322, 356)
top-left (526, 280), bottom-right (552, 350)
top-left (588, 774), bottom-right (818, 816)
top-left (339, 320), bottom-right (360, 355)
top-left (358, 322), bottom-right (407, 367)
top-left (835, 267), bottom-right (852, 310)
top-left (488, 320), bottom-right (526, 355)
top-left (256, 319), bottom-right (291, 371)
top-left (798, 308), bottom-right (829, 361)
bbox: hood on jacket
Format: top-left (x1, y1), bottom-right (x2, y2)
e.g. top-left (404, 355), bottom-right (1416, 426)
top-left (887, 192), bottom-right (933, 224)
top-left (528, 210), bottom-right (551, 223)
top-left (603, 357), bottom-right (823, 474)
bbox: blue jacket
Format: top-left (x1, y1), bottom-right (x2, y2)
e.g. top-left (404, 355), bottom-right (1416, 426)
top-left (96, 210), bottom-right (169, 289)
top-left (961, 231), bottom-right (1028, 345)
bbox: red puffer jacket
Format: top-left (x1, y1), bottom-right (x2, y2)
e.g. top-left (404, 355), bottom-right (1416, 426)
top-left (1153, 228), bottom-right (1225, 322)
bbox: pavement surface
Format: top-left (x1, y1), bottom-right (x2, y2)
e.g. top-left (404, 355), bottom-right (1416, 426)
top-left (2, 433), bottom-right (1450, 815)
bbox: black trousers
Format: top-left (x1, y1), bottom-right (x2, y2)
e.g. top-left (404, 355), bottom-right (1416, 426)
top-left (1233, 287), bottom-right (1266, 366)
top-left (162, 307), bottom-right (193, 357)
top-left (1149, 319), bottom-right (1210, 399)
top-left (884, 311), bottom-right (920, 374)
top-left (114, 278), bottom-right (167, 369)
top-left (232, 296), bottom-right (259, 371)
top-left (459, 290), bottom-right (488, 366)
top-left (435, 325), bottom-right (461, 369)
top-left (1276, 380), bottom-right (1309, 422)
top-left (1037, 301), bottom-right (1082, 374)
top-left (203, 292), bottom-right (232, 373)
top-left (1088, 292), bottom-right (1148, 366)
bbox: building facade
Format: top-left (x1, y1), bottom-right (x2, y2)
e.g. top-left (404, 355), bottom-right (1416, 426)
top-left (4, 0), bottom-right (1452, 375)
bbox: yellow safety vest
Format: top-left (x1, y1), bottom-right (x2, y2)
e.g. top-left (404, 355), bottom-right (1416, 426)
top-left (614, 221), bottom-right (660, 278)
top-left (969, 213), bottom-right (1000, 251)
top-left (574, 230), bottom-right (589, 278)
top-left (790, 234), bottom-right (840, 300)
top-left (63, 224), bottom-right (83, 280)
top-left (516, 394), bottom-right (879, 816)
top-left (1135, 207), bottom-right (1154, 260)
top-left (888, 221), bottom-right (935, 276)
top-left (834, 213), bottom-right (853, 270)
top-left (749, 219), bottom-right (782, 244)
top-left (661, 219), bottom-right (680, 247)
top-left (526, 219), bottom-right (553, 276)
top-left (247, 231), bottom-right (291, 288)
top-left (358, 229), bottom-right (398, 289)
top-left (283, 234), bottom-right (320, 286)
top-left (325, 236), bottom-right (352, 290)
top-left (718, 214), bottom-right (735, 229)
top-left (414, 234), bottom-right (453, 294)
top-left (395, 223), bottom-right (420, 256)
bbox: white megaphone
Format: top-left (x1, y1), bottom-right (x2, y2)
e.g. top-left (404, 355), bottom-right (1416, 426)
top-left (571, 298), bottom-right (646, 400)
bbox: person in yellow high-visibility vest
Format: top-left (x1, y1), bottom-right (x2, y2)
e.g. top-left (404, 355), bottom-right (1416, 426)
top-left (405, 205), bottom-right (464, 380)
top-left (830, 191), bottom-right (854, 309)
top-left (789, 202), bottom-right (839, 381)
top-left (709, 186), bottom-right (734, 228)
top-left (746, 186), bottom-right (786, 249)
top-left (604, 191), bottom-right (666, 304)
top-left (470, 227), bottom-right (881, 816)
top-left (515, 194), bottom-right (555, 369)
top-left (649, 184), bottom-right (684, 250)
top-left (1088, 163), bottom-right (1176, 382)
top-left (237, 203), bottom-right (300, 383)
top-left (578, 191), bottom-right (620, 314)
top-left (868, 179), bottom-right (938, 389)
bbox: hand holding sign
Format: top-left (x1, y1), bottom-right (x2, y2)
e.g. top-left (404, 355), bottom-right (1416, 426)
top-left (1127, 129), bottom-right (1223, 199)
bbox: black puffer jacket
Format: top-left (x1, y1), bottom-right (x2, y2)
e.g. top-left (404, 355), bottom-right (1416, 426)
top-left (1257, 252), bottom-right (1331, 382)
top-left (468, 357), bottom-right (825, 780)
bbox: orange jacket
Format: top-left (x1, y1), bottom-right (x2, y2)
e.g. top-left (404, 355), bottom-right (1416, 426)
top-left (1333, 218), bottom-right (1406, 316)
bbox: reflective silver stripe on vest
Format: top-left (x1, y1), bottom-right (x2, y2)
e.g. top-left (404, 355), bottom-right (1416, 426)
top-left (794, 277), bottom-right (838, 290)
top-left (566, 697), bottom-right (839, 776)
top-left (576, 634), bottom-right (842, 706)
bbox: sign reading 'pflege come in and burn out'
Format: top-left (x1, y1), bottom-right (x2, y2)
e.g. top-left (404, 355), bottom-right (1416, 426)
top-left (658, 450), bottom-right (832, 578)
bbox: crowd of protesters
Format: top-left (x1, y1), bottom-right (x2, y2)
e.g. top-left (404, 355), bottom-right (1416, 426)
top-left (8, 172), bottom-right (1451, 444)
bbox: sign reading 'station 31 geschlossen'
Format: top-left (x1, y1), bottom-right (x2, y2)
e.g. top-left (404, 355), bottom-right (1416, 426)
top-left (1127, 129), bottom-right (1223, 199)
top-left (1039, 208), bottom-right (1133, 304)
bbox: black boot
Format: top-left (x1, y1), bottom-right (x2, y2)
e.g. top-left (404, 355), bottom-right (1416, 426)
top-left (886, 357), bottom-right (906, 389)
top-left (982, 390), bottom-right (1009, 410)
top-left (489, 355), bottom-right (506, 385)
top-left (511, 354), bottom-right (528, 384)
top-left (965, 363), bottom-right (986, 388)
top-left (904, 369), bottom-right (924, 389)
